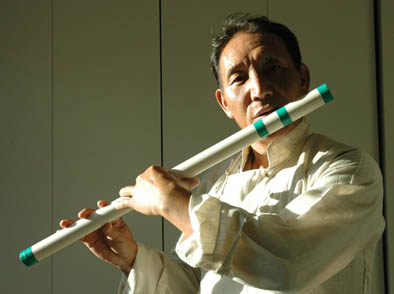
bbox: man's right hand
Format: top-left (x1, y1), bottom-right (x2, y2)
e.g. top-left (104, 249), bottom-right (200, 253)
top-left (59, 200), bottom-right (138, 276)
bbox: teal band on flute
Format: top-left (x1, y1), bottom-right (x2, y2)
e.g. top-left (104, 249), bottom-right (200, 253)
top-left (19, 247), bottom-right (38, 267)
top-left (317, 83), bottom-right (333, 104)
top-left (276, 107), bottom-right (293, 126)
top-left (253, 120), bottom-right (269, 138)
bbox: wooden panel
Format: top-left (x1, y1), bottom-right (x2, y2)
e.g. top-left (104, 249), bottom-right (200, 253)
top-left (269, 0), bottom-right (384, 292)
top-left (382, 0), bottom-right (394, 292)
top-left (52, 1), bottom-right (161, 293)
top-left (0, 1), bottom-right (52, 293)
top-left (162, 0), bottom-right (267, 253)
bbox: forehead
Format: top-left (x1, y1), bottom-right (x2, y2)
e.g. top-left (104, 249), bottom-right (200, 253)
top-left (219, 32), bottom-right (291, 74)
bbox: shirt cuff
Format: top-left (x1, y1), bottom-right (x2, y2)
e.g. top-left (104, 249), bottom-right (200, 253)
top-left (118, 243), bottom-right (163, 294)
top-left (175, 193), bottom-right (222, 269)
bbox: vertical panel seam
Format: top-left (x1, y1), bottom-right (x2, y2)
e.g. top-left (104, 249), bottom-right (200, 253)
top-left (159, 0), bottom-right (165, 252)
top-left (373, 0), bottom-right (389, 293)
top-left (266, 0), bottom-right (269, 17)
top-left (50, 0), bottom-right (54, 293)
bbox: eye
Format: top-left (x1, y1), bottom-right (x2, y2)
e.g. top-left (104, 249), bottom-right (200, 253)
top-left (271, 64), bottom-right (283, 71)
top-left (230, 73), bottom-right (247, 84)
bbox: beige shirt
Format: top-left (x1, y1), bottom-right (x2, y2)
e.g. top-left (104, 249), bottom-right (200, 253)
top-left (119, 120), bottom-right (385, 294)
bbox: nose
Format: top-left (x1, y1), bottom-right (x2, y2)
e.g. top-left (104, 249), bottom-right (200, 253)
top-left (248, 71), bottom-right (273, 101)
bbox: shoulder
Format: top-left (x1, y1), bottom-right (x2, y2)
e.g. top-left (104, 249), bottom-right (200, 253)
top-left (303, 133), bottom-right (382, 185)
top-left (304, 133), bottom-right (355, 157)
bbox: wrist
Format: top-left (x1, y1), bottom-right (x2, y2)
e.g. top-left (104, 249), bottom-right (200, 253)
top-left (120, 264), bottom-right (132, 276)
top-left (161, 189), bottom-right (193, 237)
top-left (119, 245), bottom-right (138, 277)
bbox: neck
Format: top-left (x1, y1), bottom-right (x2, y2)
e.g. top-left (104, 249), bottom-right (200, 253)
top-left (248, 119), bottom-right (303, 169)
top-left (250, 142), bottom-right (269, 169)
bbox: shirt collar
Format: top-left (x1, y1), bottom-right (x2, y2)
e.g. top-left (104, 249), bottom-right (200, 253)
top-left (240, 118), bottom-right (310, 171)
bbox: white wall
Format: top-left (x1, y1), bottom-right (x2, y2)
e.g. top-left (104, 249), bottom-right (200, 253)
top-left (0, 0), bottom-right (390, 293)
top-left (1, 1), bottom-right (163, 293)
top-left (1, 1), bottom-right (52, 293)
top-left (51, 2), bottom-right (163, 292)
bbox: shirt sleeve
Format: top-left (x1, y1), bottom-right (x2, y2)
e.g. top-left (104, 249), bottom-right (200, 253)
top-left (117, 158), bottom-right (233, 294)
top-left (118, 243), bottom-right (201, 294)
top-left (175, 149), bottom-right (385, 292)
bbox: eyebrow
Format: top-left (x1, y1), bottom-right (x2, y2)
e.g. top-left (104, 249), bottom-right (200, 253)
top-left (263, 56), bottom-right (281, 64)
top-left (225, 56), bottom-right (283, 78)
top-left (226, 63), bottom-right (245, 79)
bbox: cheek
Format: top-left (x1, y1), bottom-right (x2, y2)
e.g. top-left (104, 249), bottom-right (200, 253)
top-left (224, 87), bottom-right (248, 110)
top-left (224, 86), bottom-right (253, 127)
top-left (225, 85), bottom-right (242, 99)
top-left (273, 71), bottom-right (295, 89)
top-left (273, 72), bottom-right (304, 101)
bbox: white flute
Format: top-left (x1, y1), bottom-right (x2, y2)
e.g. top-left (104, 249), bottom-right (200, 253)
top-left (19, 84), bottom-right (333, 266)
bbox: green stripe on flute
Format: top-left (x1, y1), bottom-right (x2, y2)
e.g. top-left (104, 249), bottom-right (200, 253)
top-left (276, 107), bottom-right (293, 126)
top-left (317, 84), bottom-right (333, 104)
top-left (253, 120), bottom-right (270, 138)
top-left (19, 247), bottom-right (38, 267)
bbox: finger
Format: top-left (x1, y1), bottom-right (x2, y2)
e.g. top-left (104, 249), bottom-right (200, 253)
top-left (102, 218), bottom-right (129, 241)
top-left (173, 174), bottom-right (200, 190)
top-left (119, 186), bottom-right (134, 197)
top-left (59, 219), bottom-right (76, 228)
top-left (102, 221), bottom-right (122, 237)
top-left (78, 208), bottom-right (96, 219)
top-left (186, 177), bottom-right (200, 190)
top-left (102, 222), bottom-right (112, 235)
top-left (113, 197), bottom-right (133, 210)
top-left (97, 200), bottom-right (109, 208)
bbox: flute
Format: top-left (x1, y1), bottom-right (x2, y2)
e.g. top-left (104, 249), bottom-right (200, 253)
top-left (19, 84), bottom-right (333, 267)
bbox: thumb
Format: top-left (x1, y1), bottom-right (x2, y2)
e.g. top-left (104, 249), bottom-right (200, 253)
top-left (175, 175), bottom-right (200, 191)
top-left (102, 218), bottom-right (127, 240)
top-left (113, 196), bottom-right (136, 210)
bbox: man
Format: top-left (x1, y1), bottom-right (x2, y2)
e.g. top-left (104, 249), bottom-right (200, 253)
top-left (61, 13), bottom-right (385, 293)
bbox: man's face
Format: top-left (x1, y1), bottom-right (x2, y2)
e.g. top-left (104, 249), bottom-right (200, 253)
top-left (216, 32), bottom-right (309, 142)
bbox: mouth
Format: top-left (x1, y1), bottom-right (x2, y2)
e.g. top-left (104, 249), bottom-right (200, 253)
top-left (253, 107), bottom-right (277, 122)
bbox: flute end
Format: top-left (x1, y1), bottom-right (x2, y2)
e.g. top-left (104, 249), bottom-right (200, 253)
top-left (19, 247), bottom-right (38, 267)
top-left (317, 84), bottom-right (333, 104)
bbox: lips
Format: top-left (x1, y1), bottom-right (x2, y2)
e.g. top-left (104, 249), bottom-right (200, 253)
top-left (253, 106), bottom-right (277, 121)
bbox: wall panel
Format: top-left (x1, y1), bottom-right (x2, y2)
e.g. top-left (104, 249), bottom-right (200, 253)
top-left (382, 0), bottom-right (394, 292)
top-left (0, 1), bottom-right (52, 293)
top-left (52, 1), bottom-right (161, 293)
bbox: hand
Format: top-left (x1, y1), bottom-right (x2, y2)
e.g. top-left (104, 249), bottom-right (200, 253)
top-left (115, 165), bottom-right (199, 238)
top-left (116, 165), bottom-right (200, 216)
top-left (60, 200), bottom-right (138, 276)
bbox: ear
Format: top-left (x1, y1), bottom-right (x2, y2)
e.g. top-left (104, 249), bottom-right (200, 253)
top-left (215, 89), bottom-right (233, 119)
top-left (299, 63), bottom-right (310, 93)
